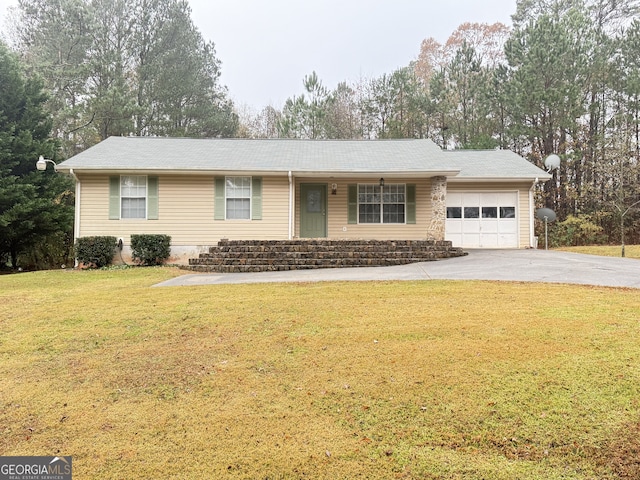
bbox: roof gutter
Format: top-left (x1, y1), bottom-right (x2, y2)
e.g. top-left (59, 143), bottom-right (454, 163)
top-left (54, 167), bottom-right (463, 178)
top-left (529, 178), bottom-right (538, 248)
top-left (70, 169), bottom-right (81, 266)
top-left (448, 175), bottom-right (552, 183)
top-left (289, 170), bottom-right (461, 178)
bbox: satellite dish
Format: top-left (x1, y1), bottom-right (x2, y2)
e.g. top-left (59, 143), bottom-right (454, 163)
top-left (536, 208), bottom-right (556, 222)
top-left (536, 208), bottom-right (556, 250)
top-left (544, 154), bottom-right (561, 171)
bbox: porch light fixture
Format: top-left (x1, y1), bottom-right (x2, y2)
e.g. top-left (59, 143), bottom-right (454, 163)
top-left (331, 183), bottom-right (337, 195)
top-left (36, 155), bottom-right (57, 171)
top-left (379, 178), bottom-right (384, 187)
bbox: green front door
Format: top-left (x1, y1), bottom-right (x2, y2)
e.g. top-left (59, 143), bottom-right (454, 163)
top-left (300, 183), bottom-right (327, 238)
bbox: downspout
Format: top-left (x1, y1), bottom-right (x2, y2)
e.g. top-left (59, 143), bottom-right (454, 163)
top-left (530, 178), bottom-right (538, 248)
top-left (70, 169), bottom-right (81, 266)
top-left (288, 171), bottom-right (293, 239)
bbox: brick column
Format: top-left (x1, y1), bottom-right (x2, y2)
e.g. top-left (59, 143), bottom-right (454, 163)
top-left (426, 176), bottom-right (447, 241)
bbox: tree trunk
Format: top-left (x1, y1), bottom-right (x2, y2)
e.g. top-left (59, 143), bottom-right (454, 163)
top-left (10, 245), bottom-right (18, 270)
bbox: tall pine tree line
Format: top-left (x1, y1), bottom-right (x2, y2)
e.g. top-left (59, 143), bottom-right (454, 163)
top-left (0, 42), bottom-right (74, 269)
top-left (10, 0), bottom-right (238, 158)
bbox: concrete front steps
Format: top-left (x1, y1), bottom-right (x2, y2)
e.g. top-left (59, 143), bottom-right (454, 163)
top-left (184, 239), bottom-right (466, 273)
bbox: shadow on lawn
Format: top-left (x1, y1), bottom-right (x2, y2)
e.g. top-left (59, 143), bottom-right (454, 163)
top-left (596, 418), bottom-right (640, 478)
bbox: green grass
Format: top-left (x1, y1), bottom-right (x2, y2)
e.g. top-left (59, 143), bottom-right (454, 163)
top-left (555, 244), bottom-right (640, 259)
top-left (1, 268), bottom-right (640, 479)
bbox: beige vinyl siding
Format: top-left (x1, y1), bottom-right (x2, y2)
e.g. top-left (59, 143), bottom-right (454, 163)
top-left (295, 177), bottom-right (432, 240)
top-left (77, 174), bottom-right (290, 245)
top-left (78, 173), bottom-right (535, 247)
top-left (447, 181), bottom-right (534, 248)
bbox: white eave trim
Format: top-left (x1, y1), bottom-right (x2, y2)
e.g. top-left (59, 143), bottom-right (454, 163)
top-left (291, 170), bottom-right (461, 178)
top-left (56, 167), bottom-right (463, 178)
top-left (448, 175), bottom-right (552, 183)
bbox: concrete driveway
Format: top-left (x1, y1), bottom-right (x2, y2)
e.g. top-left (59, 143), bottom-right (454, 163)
top-left (155, 249), bottom-right (640, 289)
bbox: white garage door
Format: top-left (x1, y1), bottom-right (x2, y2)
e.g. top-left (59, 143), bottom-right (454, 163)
top-left (445, 192), bottom-right (518, 248)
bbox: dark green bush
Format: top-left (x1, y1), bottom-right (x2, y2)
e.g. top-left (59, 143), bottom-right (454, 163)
top-left (75, 236), bottom-right (116, 268)
top-left (547, 214), bottom-right (606, 247)
top-left (18, 231), bottom-right (74, 270)
top-left (130, 234), bottom-right (171, 266)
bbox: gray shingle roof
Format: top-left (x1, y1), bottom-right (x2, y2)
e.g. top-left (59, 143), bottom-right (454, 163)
top-left (443, 149), bottom-right (552, 180)
top-left (56, 136), bottom-right (550, 180)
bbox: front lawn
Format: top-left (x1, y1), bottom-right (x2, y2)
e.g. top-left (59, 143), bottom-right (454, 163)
top-left (555, 244), bottom-right (640, 259)
top-left (1, 268), bottom-right (639, 479)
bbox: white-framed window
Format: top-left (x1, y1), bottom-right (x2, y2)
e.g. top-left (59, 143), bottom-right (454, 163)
top-left (120, 175), bottom-right (147, 219)
top-left (446, 205), bottom-right (516, 219)
top-left (225, 176), bottom-right (251, 219)
top-left (358, 183), bottom-right (406, 224)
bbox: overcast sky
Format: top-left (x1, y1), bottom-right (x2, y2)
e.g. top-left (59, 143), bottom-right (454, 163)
top-left (0, 0), bottom-right (517, 111)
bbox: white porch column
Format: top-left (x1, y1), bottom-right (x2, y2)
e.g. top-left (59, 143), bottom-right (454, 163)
top-left (288, 171), bottom-right (294, 239)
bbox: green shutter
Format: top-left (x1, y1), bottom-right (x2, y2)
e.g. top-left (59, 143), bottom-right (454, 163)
top-left (251, 177), bottom-right (262, 220)
top-left (147, 176), bottom-right (159, 220)
top-left (348, 184), bottom-right (357, 224)
top-left (109, 176), bottom-right (120, 220)
top-left (406, 184), bottom-right (416, 224)
top-left (214, 177), bottom-right (225, 220)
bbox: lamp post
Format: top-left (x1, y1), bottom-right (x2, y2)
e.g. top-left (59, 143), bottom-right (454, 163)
top-left (35, 154), bottom-right (79, 268)
top-left (36, 155), bottom-right (57, 171)
top-left (534, 155), bottom-right (560, 250)
top-left (617, 199), bottom-right (640, 258)
top-left (615, 156), bottom-right (640, 258)
top-left (544, 215), bottom-right (550, 250)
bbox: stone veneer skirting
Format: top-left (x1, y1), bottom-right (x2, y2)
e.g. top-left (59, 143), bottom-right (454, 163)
top-left (185, 239), bottom-right (466, 273)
